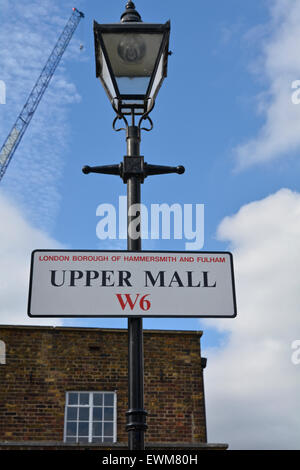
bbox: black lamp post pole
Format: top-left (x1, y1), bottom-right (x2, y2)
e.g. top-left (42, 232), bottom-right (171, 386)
top-left (125, 124), bottom-right (147, 450)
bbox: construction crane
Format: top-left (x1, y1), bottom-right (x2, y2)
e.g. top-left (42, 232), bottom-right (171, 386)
top-left (0, 7), bottom-right (84, 181)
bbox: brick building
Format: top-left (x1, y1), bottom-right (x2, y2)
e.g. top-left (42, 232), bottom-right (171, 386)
top-left (0, 325), bottom-right (227, 450)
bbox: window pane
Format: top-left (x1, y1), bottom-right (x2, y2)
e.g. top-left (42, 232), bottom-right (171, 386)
top-left (68, 393), bottom-right (78, 405)
top-left (104, 407), bottom-right (114, 421)
top-left (67, 407), bottom-right (77, 420)
top-left (65, 391), bottom-right (116, 445)
top-left (66, 422), bottom-right (77, 436)
top-left (104, 394), bottom-right (114, 406)
top-left (104, 422), bottom-right (113, 436)
top-left (79, 393), bottom-right (89, 405)
top-left (93, 407), bottom-right (102, 421)
top-left (93, 393), bottom-right (103, 406)
top-left (79, 407), bottom-right (89, 421)
top-left (93, 422), bottom-right (102, 437)
top-left (78, 422), bottom-right (89, 436)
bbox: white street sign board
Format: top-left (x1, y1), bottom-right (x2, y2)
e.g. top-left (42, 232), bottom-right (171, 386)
top-left (28, 250), bottom-right (237, 318)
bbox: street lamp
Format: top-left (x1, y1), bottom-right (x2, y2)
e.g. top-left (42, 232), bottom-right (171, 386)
top-left (83, 1), bottom-right (185, 451)
top-left (93, 1), bottom-right (170, 117)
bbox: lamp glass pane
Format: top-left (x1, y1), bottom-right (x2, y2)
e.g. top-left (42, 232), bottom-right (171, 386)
top-left (102, 32), bottom-right (164, 95)
top-left (99, 49), bottom-right (116, 98)
top-left (149, 52), bottom-right (164, 101)
top-left (116, 76), bottom-right (150, 95)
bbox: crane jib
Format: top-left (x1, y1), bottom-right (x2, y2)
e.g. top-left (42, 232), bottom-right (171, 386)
top-left (0, 8), bottom-right (84, 181)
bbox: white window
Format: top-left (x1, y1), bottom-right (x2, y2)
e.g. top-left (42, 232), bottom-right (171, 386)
top-left (0, 341), bottom-right (5, 364)
top-left (64, 391), bottom-right (117, 443)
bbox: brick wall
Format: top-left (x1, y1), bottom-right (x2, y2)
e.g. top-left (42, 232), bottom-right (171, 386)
top-left (0, 326), bottom-right (207, 445)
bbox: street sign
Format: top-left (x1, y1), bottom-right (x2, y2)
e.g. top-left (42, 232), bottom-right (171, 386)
top-left (28, 250), bottom-right (237, 318)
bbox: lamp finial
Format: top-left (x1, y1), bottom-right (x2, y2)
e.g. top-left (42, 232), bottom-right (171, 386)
top-left (120, 1), bottom-right (142, 22)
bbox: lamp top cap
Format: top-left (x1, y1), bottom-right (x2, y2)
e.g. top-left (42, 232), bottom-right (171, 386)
top-left (120, 1), bottom-right (142, 23)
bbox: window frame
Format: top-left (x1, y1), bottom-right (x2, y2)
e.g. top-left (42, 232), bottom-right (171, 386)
top-left (64, 391), bottom-right (117, 444)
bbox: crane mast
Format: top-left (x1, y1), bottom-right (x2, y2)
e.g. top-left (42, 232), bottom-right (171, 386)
top-left (0, 8), bottom-right (84, 181)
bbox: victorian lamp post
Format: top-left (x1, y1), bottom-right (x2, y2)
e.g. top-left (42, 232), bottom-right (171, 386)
top-left (83, 1), bottom-right (184, 450)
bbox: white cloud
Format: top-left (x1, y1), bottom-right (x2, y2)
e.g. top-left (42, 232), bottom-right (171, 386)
top-left (235, 0), bottom-right (300, 168)
top-left (0, 0), bottom-right (83, 230)
top-left (203, 188), bottom-right (300, 449)
top-left (0, 192), bottom-right (63, 326)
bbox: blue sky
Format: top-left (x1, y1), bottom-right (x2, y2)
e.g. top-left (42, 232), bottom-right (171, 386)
top-left (1, 0), bottom-right (300, 449)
